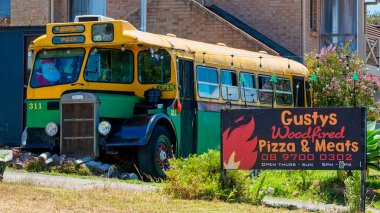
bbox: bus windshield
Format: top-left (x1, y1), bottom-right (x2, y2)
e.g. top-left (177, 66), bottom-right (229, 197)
top-left (30, 48), bottom-right (85, 88)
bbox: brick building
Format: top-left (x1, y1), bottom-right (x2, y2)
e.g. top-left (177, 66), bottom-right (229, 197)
top-left (0, 0), bottom-right (373, 61)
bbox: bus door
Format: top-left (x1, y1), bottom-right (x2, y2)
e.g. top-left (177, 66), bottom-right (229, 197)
top-left (293, 76), bottom-right (305, 107)
top-left (177, 59), bottom-right (196, 156)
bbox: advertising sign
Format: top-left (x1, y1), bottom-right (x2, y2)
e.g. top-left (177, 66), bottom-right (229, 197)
top-left (221, 108), bottom-right (366, 170)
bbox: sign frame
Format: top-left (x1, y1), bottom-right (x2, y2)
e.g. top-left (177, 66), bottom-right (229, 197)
top-left (220, 107), bottom-right (367, 211)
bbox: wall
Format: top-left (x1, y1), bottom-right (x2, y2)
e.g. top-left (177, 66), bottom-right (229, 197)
top-left (200, 0), bottom-right (303, 56)
top-left (305, 0), bottom-right (321, 53)
top-left (54, 0), bottom-right (69, 23)
top-left (11, 0), bottom-right (50, 25)
top-left (126, 0), bottom-right (276, 54)
top-left (0, 27), bottom-right (45, 146)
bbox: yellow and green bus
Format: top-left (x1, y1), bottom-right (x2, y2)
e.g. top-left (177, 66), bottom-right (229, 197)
top-left (24, 16), bottom-right (311, 178)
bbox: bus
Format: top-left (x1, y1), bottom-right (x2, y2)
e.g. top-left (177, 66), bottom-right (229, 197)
top-left (23, 15), bottom-right (311, 178)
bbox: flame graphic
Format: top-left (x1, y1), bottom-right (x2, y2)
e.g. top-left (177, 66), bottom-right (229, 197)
top-left (222, 116), bottom-right (258, 169)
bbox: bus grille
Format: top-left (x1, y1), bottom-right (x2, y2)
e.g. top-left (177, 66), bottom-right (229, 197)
top-left (60, 93), bottom-right (98, 158)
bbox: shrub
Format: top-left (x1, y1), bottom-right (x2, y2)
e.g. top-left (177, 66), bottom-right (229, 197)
top-left (24, 160), bottom-right (46, 172)
top-left (304, 43), bottom-right (380, 121)
top-left (367, 122), bottom-right (380, 172)
top-left (344, 171), bottom-right (361, 212)
top-left (163, 150), bottom-right (253, 202)
top-left (368, 12), bottom-right (380, 25)
top-left (51, 161), bottom-right (92, 176)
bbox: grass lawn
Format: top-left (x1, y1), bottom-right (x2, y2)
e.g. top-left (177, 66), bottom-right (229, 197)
top-left (0, 182), bottom-right (304, 212)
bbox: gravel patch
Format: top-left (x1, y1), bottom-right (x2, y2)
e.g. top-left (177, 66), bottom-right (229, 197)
top-left (3, 170), bottom-right (158, 192)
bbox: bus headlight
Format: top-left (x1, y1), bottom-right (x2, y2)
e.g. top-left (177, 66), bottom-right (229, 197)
top-left (45, 122), bottom-right (58, 136)
top-left (98, 121), bottom-right (111, 136)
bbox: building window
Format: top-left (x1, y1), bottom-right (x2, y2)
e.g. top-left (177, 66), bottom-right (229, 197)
top-left (321, 0), bottom-right (357, 50)
top-left (70, 0), bottom-right (106, 22)
top-left (0, 0), bottom-right (10, 19)
top-left (310, 0), bottom-right (317, 32)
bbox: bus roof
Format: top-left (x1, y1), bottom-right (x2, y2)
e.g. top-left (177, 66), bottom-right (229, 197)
top-left (30, 20), bottom-right (309, 77)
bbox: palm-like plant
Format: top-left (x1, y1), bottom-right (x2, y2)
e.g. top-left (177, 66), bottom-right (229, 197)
top-left (367, 122), bottom-right (380, 171)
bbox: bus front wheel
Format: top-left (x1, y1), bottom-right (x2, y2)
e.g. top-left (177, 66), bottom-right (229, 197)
top-left (138, 125), bottom-right (173, 179)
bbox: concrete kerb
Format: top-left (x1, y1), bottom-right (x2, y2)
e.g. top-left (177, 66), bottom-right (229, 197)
top-left (263, 197), bottom-right (380, 213)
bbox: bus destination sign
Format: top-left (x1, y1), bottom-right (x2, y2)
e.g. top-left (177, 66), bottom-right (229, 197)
top-left (52, 25), bottom-right (85, 34)
top-left (52, 35), bottom-right (85, 44)
top-left (221, 108), bottom-right (366, 170)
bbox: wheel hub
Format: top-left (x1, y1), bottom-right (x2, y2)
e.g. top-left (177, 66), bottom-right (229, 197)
top-left (157, 139), bottom-right (170, 171)
top-left (159, 150), bottom-right (167, 161)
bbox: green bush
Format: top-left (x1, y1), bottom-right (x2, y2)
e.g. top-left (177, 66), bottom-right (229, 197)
top-left (51, 161), bottom-right (92, 176)
top-left (163, 150), bottom-right (253, 202)
top-left (305, 43), bottom-right (380, 121)
top-left (367, 122), bottom-right (380, 172)
top-left (368, 12), bottom-right (380, 25)
top-left (344, 171), bottom-right (361, 212)
top-left (24, 160), bottom-right (46, 172)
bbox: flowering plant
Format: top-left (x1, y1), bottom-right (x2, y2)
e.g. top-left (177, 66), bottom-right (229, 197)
top-left (305, 43), bottom-right (380, 121)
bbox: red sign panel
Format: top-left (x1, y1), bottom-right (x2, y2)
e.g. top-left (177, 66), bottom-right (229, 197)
top-left (221, 108), bottom-right (366, 170)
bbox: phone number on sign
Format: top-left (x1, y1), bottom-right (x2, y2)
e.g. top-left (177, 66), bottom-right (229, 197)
top-left (261, 153), bottom-right (353, 161)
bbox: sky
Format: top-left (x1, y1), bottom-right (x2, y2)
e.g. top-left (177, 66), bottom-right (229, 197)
top-left (368, 4), bottom-right (380, 14)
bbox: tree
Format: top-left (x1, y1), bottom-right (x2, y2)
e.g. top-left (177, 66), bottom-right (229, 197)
top-left (367, 12), bottom-right (380, 25)
top-left (305, 43), bottom-right (380, 121)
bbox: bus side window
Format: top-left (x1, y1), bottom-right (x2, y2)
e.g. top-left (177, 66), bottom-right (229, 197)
top-left (221, 69), bottom-right (239, 101)
top-left (138, 50), bottom-right (171, 84)
top-left (305, 81), bottom-right (311, 107)
top-left (275, 78), bottom-right (292, 105)
top-left (240, 72), bottom-right (257, 103)
top-left (85, 52), bottom-right (101, 81)
top-left (84, 48), bottom-right (134, 83)
top-left (196, 66), bottom-right (219, 99)
top-left (258, 75), bottom-right (273, 104)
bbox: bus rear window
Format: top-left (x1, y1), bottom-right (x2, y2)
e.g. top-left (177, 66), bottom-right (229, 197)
top-left (84, 48), bottom-right (133, 83)
top-left (30, 48), bottom-right (85, 88)
top-left (92, 23), bottom-right (114, 42)
top-left (138, 50), bottom-right (171, 84)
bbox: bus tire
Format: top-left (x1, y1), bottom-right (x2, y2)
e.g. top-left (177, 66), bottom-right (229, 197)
top-left (138, 125), bottom-right (173, 179)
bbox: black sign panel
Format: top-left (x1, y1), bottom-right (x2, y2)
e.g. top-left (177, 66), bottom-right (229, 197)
top-left (52, 25), bottom-right (85, 34)
top-left (52, 35), bottom-right (85, 44)
top-left (221, 108), bottom-right (366, 170)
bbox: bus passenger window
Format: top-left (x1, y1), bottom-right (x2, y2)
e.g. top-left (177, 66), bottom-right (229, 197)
top-left (258, 75), bottom-right (273, 104)
top-left (221, 70), bottom-right (239, 101)
top-left (276, 78), bottom-right (292, 105)
top-left (197, 66), bottom-right (219, 99)
top-left (84, 48), bottom-right (133, 83)
top-left (240, 72), bottom-right (257, 103)
top-left (305, 81), bottom-right (311, 107)
top-left (138, 50), bottom-right (171, 84)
